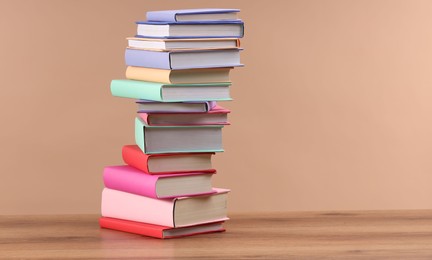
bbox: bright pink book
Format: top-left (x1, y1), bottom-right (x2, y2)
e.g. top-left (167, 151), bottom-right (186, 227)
top-left (103, 165), bottom-right (215, 199)
top-left (138, 105), bottom-right (230, 126)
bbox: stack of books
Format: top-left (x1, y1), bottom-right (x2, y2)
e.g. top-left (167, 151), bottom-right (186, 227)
top-left (100, 8), bottom-right (244, 239)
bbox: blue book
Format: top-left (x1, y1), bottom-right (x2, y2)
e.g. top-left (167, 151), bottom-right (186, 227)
top-left (125, 48), bottom-right (243, 70)
top-left (147, 8), bottom-right (240, 22)
top-left (136, 20), bottom-right (244, 39)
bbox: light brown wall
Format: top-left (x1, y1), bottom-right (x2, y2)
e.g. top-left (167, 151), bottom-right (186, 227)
top-left (1, 0), bottom-right (432, 214)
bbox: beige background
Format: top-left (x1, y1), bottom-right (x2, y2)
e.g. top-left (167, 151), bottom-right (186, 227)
top-left (1, 0), bottom-right (432, 214)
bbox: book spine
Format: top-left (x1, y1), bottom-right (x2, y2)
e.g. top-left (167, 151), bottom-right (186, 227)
top-left (126, 66), bottom-right (172, 83)
top-left (101, 188), bottom-right (175, 227)
top-left (99, 217), bottom-right (164, 239)
top-left (125, 49), bottom-right (171, 69)
top-left (146, 12), bottom-right (176, 22)
top-left (103, 166), bottom-right (158, 198)
top-left (206, 101), bottom-right (217, 111)
top-left (139, 113), bottom-right (150, 124)
top-left (122, 145), bottom-right (151, 173)
top-left (240, 23), bottom-right (245, 37)
top-left (110, 80), bottom-right (163, 101)
top-left (135, 117), bottom-right (146, 153)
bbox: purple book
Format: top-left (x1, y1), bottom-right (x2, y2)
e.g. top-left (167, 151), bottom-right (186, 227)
top-left (125, 48), bottom-right (243, 70)
top-left (147, 8), bottom-right (240, 22)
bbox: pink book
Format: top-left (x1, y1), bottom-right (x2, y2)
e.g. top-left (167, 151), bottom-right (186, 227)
top-left (101, 188), bottom-right (229, 228)
top-left (138, 105), bottom-right (230, 126)
top-left (103, 165), bottom-right (215, 199)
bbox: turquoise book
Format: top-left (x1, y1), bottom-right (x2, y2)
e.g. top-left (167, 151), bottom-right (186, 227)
top-left (111, 80), bottom-right (232, 102)
top-left (135, 117), bottom-right (224, 154)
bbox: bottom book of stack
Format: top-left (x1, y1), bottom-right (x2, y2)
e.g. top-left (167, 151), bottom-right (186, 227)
top-left (100, 217), bottom-right (226, 239)
top-left (100, 165), bottom-right (229, 239)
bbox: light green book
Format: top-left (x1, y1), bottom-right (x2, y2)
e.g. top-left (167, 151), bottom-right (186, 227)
top-left (135, 117), bottom-right (224, 154)
top-left (111, 80), bottom-right (232, 102)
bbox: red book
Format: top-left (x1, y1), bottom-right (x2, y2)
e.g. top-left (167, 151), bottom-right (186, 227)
top-left (122, 145), bottom-right (216, 174)
top-left (100, 217), bottom-right (225, 239)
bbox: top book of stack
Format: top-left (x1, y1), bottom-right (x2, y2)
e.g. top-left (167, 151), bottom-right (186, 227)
top-left (136, 8), bottom-right (244, 39)
top-left (147, 8), bottom-right (241, 22)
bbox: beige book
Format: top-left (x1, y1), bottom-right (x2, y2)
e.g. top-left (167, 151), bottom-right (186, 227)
top-left (125, 67), bottom-right (232, 84)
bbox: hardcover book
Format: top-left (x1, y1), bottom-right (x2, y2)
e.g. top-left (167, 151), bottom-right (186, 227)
top-left (103, 165), bottom-right (215, 199)
top-left (136, 20), bottom-right (244, 39)
top-left (147, 8), bottom-right (240, 22)
top-left (136, 100), bottom-right (217, 113)
top-left (135, 116), bottom-right (224, 154)
top-left (122, 145), bottom-right (215, 174)
top-left (125, 48), bottom-right (242, 69)
top-left (139, 105), bottom-right (230, 126)
top-left (126, 66), bottom-right (232, 84)
top-left (127, 37), bottom-right (240, 51)
top-left (110, 80), bottom-right (231, 102)
top-left (101, 188), bottom-right (229, 228)
top-left (100, 217), bottom-right (225, 239)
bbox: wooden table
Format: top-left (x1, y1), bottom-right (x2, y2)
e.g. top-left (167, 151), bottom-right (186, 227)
top-left (1, 210), bottom-right (432, 259)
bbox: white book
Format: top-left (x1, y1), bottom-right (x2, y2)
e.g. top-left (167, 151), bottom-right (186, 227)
top-left (136, 22), bottom-right (244, 38)
top-left (127, 37), bottom-right (239, 50)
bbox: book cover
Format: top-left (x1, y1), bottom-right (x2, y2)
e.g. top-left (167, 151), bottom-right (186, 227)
top-left (125, 48), bottom-right (243, 69)
top-left (126, 37), bottom-right (241, 51)
top-left (100, 217), bottom-right (225, 239)
top-left (103, 165), bottom-right (215, 199)
top-left (110, 79), bottom-right (231, 102)
top-left (122, 145), bottom-right (216, 174)
top-left (136, 100), bottom-right (217, 113)
top-left (101, 188), bottom-right (229, 227)
top-left (139, 105), bottom-right (230, 126)
top-left (126, 66), bottom-right (233, 84)
top-left (135, 20), bottom-right (244, 39)
top-left (135, 116), bottom-right (224, 154)
top-left (147, 8), bottom-right (240, 22)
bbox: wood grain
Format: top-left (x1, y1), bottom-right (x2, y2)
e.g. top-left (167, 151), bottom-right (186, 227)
top-left (1, 210), bottom-right (432, 259)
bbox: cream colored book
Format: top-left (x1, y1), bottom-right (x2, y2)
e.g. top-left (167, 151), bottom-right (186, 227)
top-left (125, 67), bottom-right (232, 84)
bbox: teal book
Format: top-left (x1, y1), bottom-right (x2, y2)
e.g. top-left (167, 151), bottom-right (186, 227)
top-left (135, 117), bottom-right (224, 154)
top-left (111, 80), bottom-right (232, 102)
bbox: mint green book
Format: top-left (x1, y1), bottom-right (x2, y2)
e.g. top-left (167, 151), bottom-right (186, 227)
top-left (135, 117), bottom-right (224, 154)
top-left (111, 80), bottom-right (232, 102)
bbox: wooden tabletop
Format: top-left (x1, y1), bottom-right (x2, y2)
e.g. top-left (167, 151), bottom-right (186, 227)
top-left (1, 210), bottom-right (432, 259)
